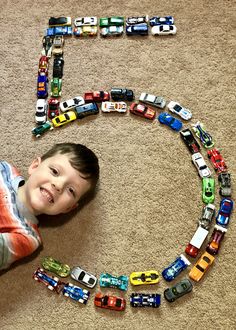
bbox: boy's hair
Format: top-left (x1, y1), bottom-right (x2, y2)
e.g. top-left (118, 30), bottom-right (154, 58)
top-left (41, 143), bottom-right (99, 201)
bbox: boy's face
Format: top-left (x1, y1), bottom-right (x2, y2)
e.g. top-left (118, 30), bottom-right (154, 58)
top-left (19, 153), bottom-right (91, 216)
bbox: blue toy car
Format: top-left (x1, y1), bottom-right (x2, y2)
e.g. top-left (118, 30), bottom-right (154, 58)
top-left (130, 293), bottom-right (161, 308)
top-left (37, 75), bottom-right (48, 98)
top-left (192, 121), bottom-right (214, 148)
top-left (126, 24), bottom-right (148, 36)
top-left (99, 273), bottom-right (128, 291)
top-left (216, 198), bottom-right (234, 227)
top-left (75, 102), bottom-right (99, 119)
top-left (46, 26), bottom-right (73, 36)
top-left (162, 254), bottom-right (191, 282)
top-left (62, 283), bottom-right (90, 304)
top-left (33, 268), bottom-right (65, 294)
top-left (158, 112), bottom-right (183, 131)
top-left (149, 16), bottom-right (174, 26)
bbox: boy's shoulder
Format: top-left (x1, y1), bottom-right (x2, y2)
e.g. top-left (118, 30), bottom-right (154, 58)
top-left (0, 161), bottom-right (22, 178)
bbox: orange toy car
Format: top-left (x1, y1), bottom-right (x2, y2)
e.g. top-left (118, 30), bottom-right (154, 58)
top-left (189, 251), bottom-right (215, 282)
top-left (94, 292), bottom-right (126, 311)
top-left (130, 102), bottom-right (156, 120)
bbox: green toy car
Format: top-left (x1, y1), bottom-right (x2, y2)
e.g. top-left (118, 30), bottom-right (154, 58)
top-left (99, 16), bottom-right (124, 27)
top-left (99, 273), bottom-right (128, 291)
top-left (51, 77), bottom-right (62, 97)
top-left (32, 121), bottom-right (53, 138)
top-left (202, 177), bottom-right (215, 204)
top-left (42, 256), bottom-right (71, 277)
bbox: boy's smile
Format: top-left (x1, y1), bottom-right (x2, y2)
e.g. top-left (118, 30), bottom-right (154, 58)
top-left (18, 154), bottom-right (91, 216)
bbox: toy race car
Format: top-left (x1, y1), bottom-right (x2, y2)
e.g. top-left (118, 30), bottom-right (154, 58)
top-left (46, 26), bottom-right (73, 36)
top-left (185, 225), bottom-right (209, 258)
top-left (99, 273), bottom-right (128, 291)
top-left (180, 128), bottom-right (200, 154)
top-left (75, 102), bottom-right (99, 119)
top-left (74, 26), bottom-right (98, 37)
top-left (70, 266), bottom-right (97, 288)
top-left (216, 198), bottom-right (234, 227)
top-left (41, 256), bottom-right (71, 277)
top-left (62, 283), bottom-right (90, 304)
top-left (130, 293), bottom-right (161, 308)
top-left (42, 36), bottom-right (53, 58)
top-left (129, 102), bottom-right (156, 120)
top-left (53, 56), bottom-right (64, 79)
top-left (202, 177), bottom-right (215, 204)
top-left (94, 292), bottom-right (126, 311)
top-left (32, 121), bottom-right (53, 138)
top-left (99, 17), bottom-right (124, 27)
top-left (192, 121), bottom-right (214, 149)
top-left (35, 99), bottom-right (47, 125)
top-left (162, 254), bottom-right (191, 282)
top-left (207, 148), bottom-right (227, 174)
top-left (52, 36), bottom-right (64, 56)
top-left (33, 268), bottom-right (65, 293)
top-left (218, 172), bottom-right (231, 197)
top-left (84, 91), bottom-right (110, 102)
top-left (101, 101), bottom-right (127, 113)
top-left (74, 16), bottom-right (98, 27)
top-left (49, 17), bottom-right (72, 27)
top-left (60, 96), bottom-right (85, 112)
top-left (100, 26), bottom-right (124, 37)
top-left (158, 112), bottom-right (183, 131)
top-left (38, 55), bottom-right (49, 76)
top-left (198, 204), bottom-right (215, 230)
top-left (206, 224), bottom-right (227, 255)
top-left (126, 15), bottom-right (149, 25)
top-left (151, 25), bottom-right (177, 35)
top-left (111, 88), bottom-right (134, 101)
top-left (129, 270), bottom-right (160, 285)
top-left (126, 24), bottom-right (148, 36)
top-left (52, 111), bottom-right (77, 127)
top-left (139, 92), bottom-right (166, 108)
top-left (167, 101), bottom-right (192, 120)
top-left (164, 279), bottom-right (193, 303)
top-left (37, 75), bottom-right (48, 98)
top-left (149, 16), bottom-right (174, 26)
top-left (51, 77), bottom-right (62, 97)
top-left (48, 98), bottom-right (60, 119)
top-left (189, 251), bottom-right (215, 282)
top-left (191, 152), bottom-right (211, 178)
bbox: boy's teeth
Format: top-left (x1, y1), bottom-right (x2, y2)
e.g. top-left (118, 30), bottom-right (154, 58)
top-left (41, 188), bottom-right (54, 203)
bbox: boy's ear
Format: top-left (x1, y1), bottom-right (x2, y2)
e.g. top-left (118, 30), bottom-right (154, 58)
top-left (28, 157), bottom-right (42, 175)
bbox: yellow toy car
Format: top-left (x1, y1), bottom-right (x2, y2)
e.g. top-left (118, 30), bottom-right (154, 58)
top-left (52, 111), bottom-right (77, 127)
top-left (74, 26), bottom-right (98, 37)
top-left (189, 251), bottom-right (215, 282)
top-left (130, 270), bottom-right (160, 285)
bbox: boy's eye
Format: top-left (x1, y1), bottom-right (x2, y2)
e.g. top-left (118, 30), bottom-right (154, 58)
top-left (50, 167), bottom-right (58, 175)
top-left (68, 187), bottom-right (75, 196)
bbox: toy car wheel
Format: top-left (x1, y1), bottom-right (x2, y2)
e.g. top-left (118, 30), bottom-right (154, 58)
top-left (48, 285), bottom-right (54, 291)
top-left (36, 134), bottom-right (41, 138)
top-left (64, 292), bottom-right (69, 297)
top-left (34, 276), bottom-right (39, 281)
top-left (68, 283), bottom-right (73, 287)
top-left (79, 298), bottom-right (85, 304)
top-left (53, 277), bottom-right (59, 281)
top-left (83, 289), bottom-right (89, 294)
top-left (49, 126), bottom-right (54, 131)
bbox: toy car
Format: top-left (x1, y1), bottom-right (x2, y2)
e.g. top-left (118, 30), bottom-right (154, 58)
top-left (180, 128), bottom-right (200, 154)
top-left (158, 112), bottom-right (183, 131)
top-left (62, 283), bottom-right (90, 304)
top-left (167, 101), bottom-right (192, 120)
top-left (130, 102), bottom-right (156, 120)
top-left (130, 293), bottom-right (161, 308)
top-left (41, 256), bottom-right (71, 277)
top-left (126, 15), bottom-right (149, 25)
top-left (60, 96), bottom-right (85, 112)
top-left (191, 152), bottom-right (211, 178)
top-left (207, 148), bottom-right (227, 174)
top-left (37, 75), bottom-right (48, 98)
top-left (198, 204), bottom-right (215, 230)
top-left (151, 25), bottom-right (177, 35)
top-left (101, 101), bottom-right (127, 113)
top-left (52, 36), bottom-right (64, 56)
top-left (162, 254), bottom-right (191, 282)
top-left (94, 292), bottom-right (126, 311)
top-left (35, 99), bottom-right (47, 125)
top-left (99, 17), bottom-right (124, 27)
top-left (70, 266), bottom-right (97, 288)
top-left (100, 26), bottom-right (124, 37)
top-left (53, 56), bottom-right (64, 78)
top-left (32, 121), bottom-right (53, 138)
top-left (218, 172), bottom-right (231, 197)
top-left (33, 268), bottom-right (65, 293)
top-left (126, 24), bottom-right (148, 36)
top-left (75, 102), bottom-right (99, 119)
top-left (74, 26), bottom-right (98, 37)
top-left (189, 251), bottom-right (215, 282)
top-left (149, 16), bottom-right (174, 26)
top-left (52, 111), bottom-right (77, 128)
top-left (38, 55), bottom-right (49, 76)
top-left (49, 17), bottom-right (72, 27)
top-left (42, 36), bottom-right (53, 57)
top-left (99, 273), bottom-right (128, 291)
top-left (84, 91), bottom-right (110, 102)
top-left (51, 77), bottom-right (62, 97)
top-left (74, 16), bottom-right (98, 27)
top-left (46, 26), bottom-right (73, 36)
top-left (164, 279), bottom-right (193, 303)
top-left (48, 98), bottom-right (60, 119)
top-left (185, 225), bottom-right (209, 258)
top-left (111, 88), bottom-right (134, 101)
top-left (202, 177), bottom-right (215, 204)
top-left (130, 270), bottom-right (160, 285)
top-left (206, 224), bottom-right (227, 255)
top-left (192, 121), bottom-right (214, 149)
top-left (216, 198), bottom-right (234, 227)
top-left (139, 92), bottom-right (166, 108)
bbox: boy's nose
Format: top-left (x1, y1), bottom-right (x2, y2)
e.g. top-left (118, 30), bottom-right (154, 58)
top-left (52, 182), bottom-right (63, 193)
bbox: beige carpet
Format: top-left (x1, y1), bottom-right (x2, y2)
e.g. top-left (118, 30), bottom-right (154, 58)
top-left (0, 0), bottom-right (235, 329)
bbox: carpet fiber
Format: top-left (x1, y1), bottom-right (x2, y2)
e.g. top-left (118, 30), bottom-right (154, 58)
top-left (0, 1), bottom-right (235, 329)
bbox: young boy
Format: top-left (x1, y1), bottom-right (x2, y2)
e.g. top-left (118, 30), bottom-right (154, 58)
top-left (0, 143), bottom-right (99, 271)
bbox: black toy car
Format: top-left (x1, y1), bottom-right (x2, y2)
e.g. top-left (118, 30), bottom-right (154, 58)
top-left (218, 172), bottom-right (231, 197)
top-left (111, 88), bottom-right (134, 101)
top-left (49, 17), bottom-right (71, 27)
top-left (53, 56), bottom-right (64, 78)
top-left (42, 36), bottom-right (53, 57)
top-left (75, 102), bottom-right (99, 119)
top-left (180, 128), bottom-right (200, 154)
top-left (164, 279), bottom-right (193, 303)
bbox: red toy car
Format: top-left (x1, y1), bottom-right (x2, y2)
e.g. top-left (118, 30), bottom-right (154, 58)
top-left (206, 225), bottom-right (227, 255)
top-left (38, 55), bottom-right (49, 76)
top-left (94, 292), bottom-right (126, 311)
top-left (129, 102), bottom-right (156, 120)
top-left (84, 91), bottom-right (110, 103)
top-left (48, 98), bottom-right (60, 119)
top-left (207, 148), bottom-right (227, 174)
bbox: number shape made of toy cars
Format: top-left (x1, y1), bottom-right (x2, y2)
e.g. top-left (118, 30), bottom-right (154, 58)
top-left (62, 283), bottom-right (90, 304)
top-left (60, 96), bottom-right (85, 112)
top-left (110, 88), bottom-right (134, 101)
top-left (191, 152), bottom-right (211, 178)
top-left (180, 128), bottom-right (200, 154)
top-left (167, 101), bottom-right (192, 120)
top-left (94, 292), bottom-right (126, 311)
top-left (130, 270), bottom-right (160, 285)
top-left (101, 101), bottom-right (127, 113)
top-left (158, 112), bottom-right (183, 132)
top-left (139, 92), bottom-right (166, 108)
top-left (35, 99), bottom-right (48, 125)
top-left (99, 273), bottom-right (128, 291)
top-left (32, 121), bottom-right (53, 138)
top-left (75, 102), bottom-right (99, 119)
top-left (202, 177), bottom-right (215, 204)
top-left (206, 224), bottom-right (227, 255)
top-left (74, 26), bottom-right (98, 37)
top-left (42, 256), bottom-right (71, 277)
top-left (162, 254), bottom-right (191, 282)
top-left (164, 279), bottom-right (193, 303)
top-left (151, 25), bottom-right (177, 35)
top-left (126, 24), bottom-right (149, 36)
top-left (52, 111), bottom-right (77, 128)
top-left (218, 173), bottom-right (231, 197)
top-left (216, 198), bottom-right (234, 227)
top-left (149, 16), bottom-right (174, 26)
top-left (207, 148), bottom-right (227, 174)
top-left (189, 251), bottom-right (215, 282)
top-left (33, 268), bottom-right (65, 294)
top-left (198, 203), bottom-right (215, 230)
top-left (74, 16), bottom-right (98, 27)
top-left (129, 103), bottom-right (156, 120)
top-left (70, 266), bottom-right (97, 288)
top-left (100, 26), bottom-right (124, 37)
top-left (192, 121), bottom-right (214, 149)
top-left (130, 293), bottom-right (161, 308)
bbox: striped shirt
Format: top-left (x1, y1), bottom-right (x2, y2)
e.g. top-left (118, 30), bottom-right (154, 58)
top-left (0, 161), bottom-right (42, 270)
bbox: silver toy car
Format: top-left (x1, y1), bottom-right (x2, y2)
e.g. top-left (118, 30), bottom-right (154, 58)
top-left (70, 266), bottom-right (97, 288)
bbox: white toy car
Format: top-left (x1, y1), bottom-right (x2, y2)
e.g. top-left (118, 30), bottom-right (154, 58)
top-left (167, 101), bottom-right (192, 120)
top-left (192, 152), bottom-right (211, 178)
top-left (35, 99), bottom-right (48, 124)
top-left (101, 101), bottom-right (127, 113)
top-left (126, 15), bottom-right (149, 25)
top-left (151, 25), bottom-right (177, 36)
top-left (52, 36), bottom-right (64, 56)
top-left (100, 26), bottom-right (124, 37)
top-left (74, 16), bottom-right (97, 27)
top-left (139, 92), bottom-right (166, 109)
top-left (71, 266), bottom-right (97, 288)
top-left (60, 96), bottom-right (85, 112)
